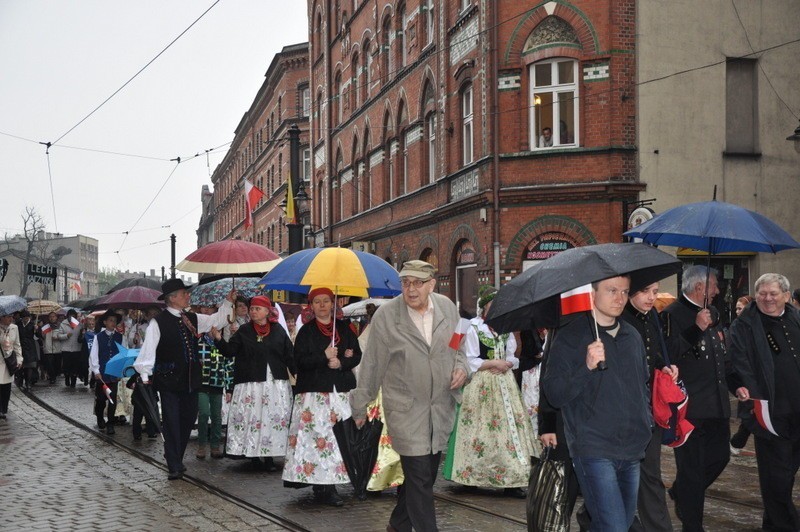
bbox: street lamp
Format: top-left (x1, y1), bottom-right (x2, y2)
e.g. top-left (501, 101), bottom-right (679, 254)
top-left (787, 120), bottom-right (800, 154)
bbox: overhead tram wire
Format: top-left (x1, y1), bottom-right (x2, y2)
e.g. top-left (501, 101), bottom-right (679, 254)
top-left (50, 0), bottom-right (222, 147)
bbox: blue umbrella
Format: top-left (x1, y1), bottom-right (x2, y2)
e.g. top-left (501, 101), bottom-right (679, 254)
top-left (624, 200), bottom-right (800, 254)
top-left (104, 342), bottom-right (140, 378)
top-left (0, 295), bottom-right (27, 316)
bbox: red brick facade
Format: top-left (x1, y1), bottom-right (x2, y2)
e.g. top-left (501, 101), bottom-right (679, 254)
top-left (308, 0), bottom-right (641, 311)
top-left (209, 43), bottom-right (311, 250)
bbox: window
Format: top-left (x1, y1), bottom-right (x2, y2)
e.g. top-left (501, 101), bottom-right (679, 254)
top-left (352, 51), bottom-right (360, 108)
top-left (529, 59), bottom-right (578, 149)
top-left (278, 153), bottom-right (283, 183)
top-left (424, 0), bottom-right (434, 46)
top-left (726, 58), bottom-right (757, 153)
top-left (334, 72), bottom-right (343, 126)
top-left (302, 148), bottom-right (311, 183)
top-left (426, 112), bottom-right (437, 183)
top-left (315, 89), bottom-right (323, 139)
top-left (462, 85), bottom-right (474, 165)
top-left (398, 3), bottom-right (407, 68)
top-left (382, 17), bottom-right (392, 85)
top-left (278, 96), bottom-right (282, 121)
top-left (364, 40), bottom-right (373, 99)
top-left (301, 86), bottom-right (311, 117)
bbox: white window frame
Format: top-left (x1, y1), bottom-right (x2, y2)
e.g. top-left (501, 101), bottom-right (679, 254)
top-left (462, 85), bottom-right (474, 165)
top-left (529, 59), bottom-right (579, 150)
top-left (425, 0), bottom-right (434, 46)
top-left (302, 148), bottom-right (311, 183)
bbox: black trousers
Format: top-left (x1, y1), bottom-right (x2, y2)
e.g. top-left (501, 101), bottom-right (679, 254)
top-left (43, 353), bottom-right (61, 381)
top-left (672, 417), bottom-right (730, 532)
top-left (159, 389), bottom-right (199, 473)
top-left (754, 425), bottom-right (800, 531)
top-left (132, 401), bottom-right (158, 438)
top-left (0, 383), bottom-right (11, 414)
top-left (390, 453), bottom-right (441, 532)
top-left (631, 426), bottom-right (673, 532)
top-left (94, 381), bottom-right (118, 422)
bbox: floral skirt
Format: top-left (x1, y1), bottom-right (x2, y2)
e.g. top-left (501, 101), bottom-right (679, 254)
top-left (281, 390), bottom-right (351, 486)
top-left (226, 368), bottom-right (293, 457)
top-left (521, 365), bottom-right (541, 437)
top-left (366, 390), bottom-right (404, 491)
top-left (450, 370), bottom-right (538, 488)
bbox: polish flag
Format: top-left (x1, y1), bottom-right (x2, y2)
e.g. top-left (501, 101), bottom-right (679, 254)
top-left (69, 316), bottom-right (80, 329)
top-left (561, 284), bottom-right (593, 315)
top-left (243, 178), bottom-right (265, 229)
top-left (449, 318), bottom-right (471, 350)
top-left (41, 323), bottom-right (52, 335)
top-left (753, 398), bottom-right (780, 437)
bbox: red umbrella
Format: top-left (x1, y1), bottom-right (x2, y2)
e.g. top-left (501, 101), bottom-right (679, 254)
top-left (87, 286), bottom-right (165, 310)
top-left (176, 240), bottom-right (281, 275)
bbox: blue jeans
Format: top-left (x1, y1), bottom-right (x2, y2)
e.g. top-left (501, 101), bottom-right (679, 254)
top-left (572, 457), bottom-right (640, 531)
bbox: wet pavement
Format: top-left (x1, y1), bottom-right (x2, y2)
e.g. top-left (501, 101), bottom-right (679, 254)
top-left (6, 381), bottom-right (780, 531)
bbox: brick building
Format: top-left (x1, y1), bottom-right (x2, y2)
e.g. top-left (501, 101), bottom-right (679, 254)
top-left (308, 0), bottom-right (640, 312)
top-left (207, 43), bottom-right (311, 250)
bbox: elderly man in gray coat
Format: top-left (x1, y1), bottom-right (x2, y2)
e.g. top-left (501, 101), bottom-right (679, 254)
top-left (351, 260), bottom-right (469, 532)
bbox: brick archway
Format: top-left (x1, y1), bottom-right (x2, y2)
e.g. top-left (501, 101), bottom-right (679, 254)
top-left (447, 224), bottom-right (483, 268)
top-left (503, 2), bottom-right (600, 66)
top-left (504, 215), bottom-right (597, 268)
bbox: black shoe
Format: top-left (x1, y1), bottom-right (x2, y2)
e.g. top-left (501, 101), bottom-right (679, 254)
top-left (264, 457), bottom-right (277, 472)
top-left (106, 424), bottom-right (115, 435)
top-left (147, 433), bottom-right (158, 439)
top-left (178, 464), bottom-right (187, 473)
top-left (97, 417), bottom-right (106, 430)
top-left (325, 487), bottom-right (344, 507)
top-left (168, 470), bottom-right (183, 480)
top-left (504, 487), bottom-right (527, 499)
top-left (133, 433), bottom-right (142, 441)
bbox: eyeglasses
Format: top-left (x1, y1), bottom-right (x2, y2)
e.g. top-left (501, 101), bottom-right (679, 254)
top-left (401, 278), bottom-right (431, 289)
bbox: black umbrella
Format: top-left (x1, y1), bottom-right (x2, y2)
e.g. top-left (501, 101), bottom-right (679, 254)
top-left (485, 243), bottom-right (682, 332)
top-left (332, 417), bottom-right (383, 500)
top-left (107, 277), bottom-right (162, 294)
top-left (130, 376), bottom-right (163, 440)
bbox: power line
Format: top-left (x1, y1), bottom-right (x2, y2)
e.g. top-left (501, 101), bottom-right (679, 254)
top-left (51, 0), bottom-right (221, 145)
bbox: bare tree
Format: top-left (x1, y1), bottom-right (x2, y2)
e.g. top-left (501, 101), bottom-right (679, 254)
top-left (3, 206), bottom-right (47, 297)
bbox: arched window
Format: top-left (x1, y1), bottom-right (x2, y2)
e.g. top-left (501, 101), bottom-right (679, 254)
top-left (423, 0), bottom-right (434, 46)
top-left (315, 89), bottom-right (324, 140)
top-left (426, 112), bottom-right (437, 183)
top-left (397, 3), bottom-right (407, 68)
top-left (314, 9), bottom-right (323, 59)
top-left (363, 127), bottom-right (372, 209)
top-left (334, 150), bottom-right (344, 223)
top-left (381, 16), bottom-right (392, 86)
top-left (334, 71), bottom-right (342, 126)
top-left (530, 59), bottom-right (578, 149)
top-left (352, 51), bottom-right (360, 109)
top-left (397, 99), bottom-right (408, 196)
top-left (362, 40), bottom-right (372, 102)
top-left (351, 136), bottom-right (360, 215)
top-left (383, 110), bottom-right (393, 202)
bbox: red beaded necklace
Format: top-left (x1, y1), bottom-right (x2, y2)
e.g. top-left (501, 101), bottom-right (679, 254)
top-left (253, 321), bottom-right (271, 342)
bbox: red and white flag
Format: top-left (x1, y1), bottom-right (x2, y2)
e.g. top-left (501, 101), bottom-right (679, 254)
top-left (449, 318), bottom-right (471, 350)
top-left (753, 398), bottom-right (780, 437)
top-left (561, 283), bottom-right (593, 315)
top-left (243, 178), bottom-right (265, 229)
top-left (69, 316), bottom-right (80, 329)
top-left (41, 323), bottom-right (52, 335)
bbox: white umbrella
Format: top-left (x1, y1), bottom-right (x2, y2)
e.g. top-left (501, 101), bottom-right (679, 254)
top-left (341, 298), bottom-right (390, 318)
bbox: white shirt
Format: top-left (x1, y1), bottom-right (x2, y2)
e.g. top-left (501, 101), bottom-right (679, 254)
top-left (406, 297), bottom-right (434, 345)
top-left (89, 329), bottom-right (129, 376)
top-left (463, 317), bottom-right (519, 374)
top-left (133, 300), bottom-right (233, 383)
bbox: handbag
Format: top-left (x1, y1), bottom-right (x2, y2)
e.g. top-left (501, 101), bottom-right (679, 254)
top-left (1, 342), bottom-right (20, 375)
top-left (527, 446), bottom-right (570, 532)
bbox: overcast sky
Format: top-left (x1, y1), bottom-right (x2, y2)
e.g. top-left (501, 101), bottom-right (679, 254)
top-left (0, 0), bottom-right (308, 278)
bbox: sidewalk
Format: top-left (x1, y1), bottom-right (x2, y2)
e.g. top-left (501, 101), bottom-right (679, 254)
top-left (0, 387), bottom-right (285, 532)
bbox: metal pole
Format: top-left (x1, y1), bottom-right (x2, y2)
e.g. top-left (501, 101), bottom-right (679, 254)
top-left (287, 125), bottom-right (303, 303)
top-left (170, 234), bottom-right (176, 279)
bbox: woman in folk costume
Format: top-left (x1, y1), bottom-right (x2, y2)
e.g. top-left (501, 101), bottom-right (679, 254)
top-left (282, 287), bottom-right (361, 507)
top-left (211, 296), bottom-right (294, 471)
top-left (0, 312), bottom-right (23, 419)
top-left (447, 286), bottom-right (538, 498)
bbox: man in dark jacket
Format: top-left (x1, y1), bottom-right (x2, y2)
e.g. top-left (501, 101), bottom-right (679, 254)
top-left (729, 273), bottom-right (800, 531)
top-left (543, 275), bottom-right (652, 531)
top-left (133, 279), bottom-right (234, 480)
top-left (661, 265), bottom-right (741, 531)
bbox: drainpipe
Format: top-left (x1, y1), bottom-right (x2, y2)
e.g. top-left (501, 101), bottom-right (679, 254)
top-left (491, 1), bottom-right (501, 288)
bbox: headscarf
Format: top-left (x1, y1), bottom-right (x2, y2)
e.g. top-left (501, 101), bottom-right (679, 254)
top-left (308, 287), bottom-right (335, 303)
top-left (249, 295), bottom-right (279, 323)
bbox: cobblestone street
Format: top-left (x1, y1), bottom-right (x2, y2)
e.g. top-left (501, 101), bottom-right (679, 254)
top-left (1, 382), bottom-right (780, 531)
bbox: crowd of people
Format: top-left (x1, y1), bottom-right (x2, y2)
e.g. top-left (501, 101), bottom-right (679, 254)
top-left (3, 261), bottom-right (800, 531)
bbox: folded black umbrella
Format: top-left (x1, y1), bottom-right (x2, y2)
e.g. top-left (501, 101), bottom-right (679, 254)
top-left (130, 376), bottom-right (163, 440)
top-left (332, 417), bottom-right (383, 500)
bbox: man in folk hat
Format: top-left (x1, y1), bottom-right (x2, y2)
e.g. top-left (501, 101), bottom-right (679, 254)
top-left (89, 310), bottom-right (125, 434)
top-left (133, 278), bottom-right (235, 480)
top-left (351, 260), bottom-right (469, 532)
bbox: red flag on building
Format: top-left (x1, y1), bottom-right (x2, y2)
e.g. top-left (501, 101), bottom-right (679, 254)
top-left (560, 283), bottom-right (593, 314)
top-left (243, 178), bottom-right (265, 229)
